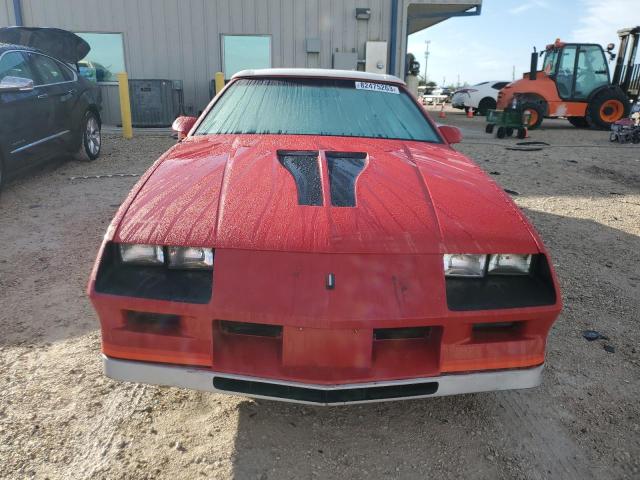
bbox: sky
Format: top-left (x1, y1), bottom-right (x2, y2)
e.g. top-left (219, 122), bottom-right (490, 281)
top-left (407, 0), bottom-right (640, 87)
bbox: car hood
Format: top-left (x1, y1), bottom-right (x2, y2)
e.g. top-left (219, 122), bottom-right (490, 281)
top-left (113, 135), bottom-right (540, 254)
top-left (0, 27), bottom-right (90, 64)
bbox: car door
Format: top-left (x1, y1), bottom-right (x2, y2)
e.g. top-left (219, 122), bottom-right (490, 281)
top-left (574, 45), bottom-right (610, 99)
top-left (26, 52), bottom-right (76, 157)
top-left (0, 50), bottom-right (47, 173)
top-left (555, 46), bottom-right (577, 100)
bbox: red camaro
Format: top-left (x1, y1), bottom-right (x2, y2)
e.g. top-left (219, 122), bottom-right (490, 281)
top-left (88, 69), bottom-right (561, 405)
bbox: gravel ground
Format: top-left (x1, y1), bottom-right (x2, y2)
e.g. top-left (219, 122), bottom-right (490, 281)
top-left (0, 111), bottom-right (638, 480)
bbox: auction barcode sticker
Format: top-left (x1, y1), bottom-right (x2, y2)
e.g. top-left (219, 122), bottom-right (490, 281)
top-left (355, 81), bottom-right (399, 94)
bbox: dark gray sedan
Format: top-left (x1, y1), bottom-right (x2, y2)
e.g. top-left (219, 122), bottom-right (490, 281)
top-left (0, 27), bottom-right (102, 193)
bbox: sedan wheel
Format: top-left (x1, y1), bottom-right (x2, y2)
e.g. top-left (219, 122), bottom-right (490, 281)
top-left (75, 111), bottom-right (101, 161)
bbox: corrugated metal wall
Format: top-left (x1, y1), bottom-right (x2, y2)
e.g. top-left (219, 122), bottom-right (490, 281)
top-left (11, 0), bottom-right (391, 119)
top-left (0, 0), bottom-right (15, 26)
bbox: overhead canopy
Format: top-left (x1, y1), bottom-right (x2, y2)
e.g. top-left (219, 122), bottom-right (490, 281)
top-left (407, 2), bottom-right (481, 35)
top-left (0, 27), bottom-right (90, 64)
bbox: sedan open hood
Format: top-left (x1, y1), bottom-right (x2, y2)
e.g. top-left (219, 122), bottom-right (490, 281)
top-left (0, 27), bottom-right (90, 64)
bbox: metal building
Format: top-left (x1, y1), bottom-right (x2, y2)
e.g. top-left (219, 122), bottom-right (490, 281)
top-left (1, 0), bottom-right (481, 124)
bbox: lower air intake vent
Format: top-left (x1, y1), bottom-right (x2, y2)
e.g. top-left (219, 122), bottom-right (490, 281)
top-left (220, 321), bottom-right (282, 338)
top-left (374, 327), bottom-right (431, 340)
top-left (277, 150), bottom-right (323, 206)
top-left (125, 311), bottom-right (181, 335)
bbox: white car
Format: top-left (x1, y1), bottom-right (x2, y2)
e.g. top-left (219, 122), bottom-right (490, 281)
top-left (451, 81), bottom-right (511, 115)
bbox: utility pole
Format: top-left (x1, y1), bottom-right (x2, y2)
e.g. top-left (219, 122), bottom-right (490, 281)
top-left (424, 40), bottom-right (430, 83)
top-left (512, 65), bottom-right (515, 81)
top-left (457, 73), bottom-right (460, 88)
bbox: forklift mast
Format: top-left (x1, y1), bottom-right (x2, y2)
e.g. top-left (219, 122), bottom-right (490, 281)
top-left (613, 26), bottom-right (640, 101)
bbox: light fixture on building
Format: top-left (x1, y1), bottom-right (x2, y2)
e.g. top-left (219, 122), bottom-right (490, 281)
top-left (355, 8), bottom-right (371, 20)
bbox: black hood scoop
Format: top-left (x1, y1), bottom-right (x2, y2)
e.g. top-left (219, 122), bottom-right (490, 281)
top-left (277, 150), bottom-right (323, 206)
top-left (326, 151), bottom-right (366, 207)
top-left (277, 150), bottom-right (367, 207)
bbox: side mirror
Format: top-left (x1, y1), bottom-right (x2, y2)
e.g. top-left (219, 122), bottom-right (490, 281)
top-left (171, 116), bottom-right (198, 141)
top-left (438, 125), bottom-right (462, 144)
top-left (0, 76), bottom-right (34, 93)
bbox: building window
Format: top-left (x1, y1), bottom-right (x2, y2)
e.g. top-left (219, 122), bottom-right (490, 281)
top-left (75, 32), bottom-right (126, 83)
top-left (222, 35), bottom-right (271, 79)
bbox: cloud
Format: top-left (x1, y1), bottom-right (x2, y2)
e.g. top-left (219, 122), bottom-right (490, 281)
top-left (509, 0), bottom-right (549, 15)
top-left (571, 0), bottom-right (640, 47)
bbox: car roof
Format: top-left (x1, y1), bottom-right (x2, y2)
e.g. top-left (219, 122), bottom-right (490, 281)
top-left (232, 68), bottom-right (405, 85)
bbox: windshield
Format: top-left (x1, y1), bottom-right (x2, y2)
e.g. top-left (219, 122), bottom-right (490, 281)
top-left (195, 78), bottom-right (441, 143)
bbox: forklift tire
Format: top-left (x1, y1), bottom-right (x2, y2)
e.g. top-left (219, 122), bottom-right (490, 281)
top-left (505, 127), bottom-right (514, 137)
top-left (586, 89), bottom-right (629, 130)
top-left (517, 128), bottom-right (527, 139)
top-left (521, 102), bottom-right (544, 130)
top-left (568, 117), bottom-right (589, 128)
top-left (485, 124), bottom-right (494, 134)
top-left (496, 126), bottom-right (506, 139)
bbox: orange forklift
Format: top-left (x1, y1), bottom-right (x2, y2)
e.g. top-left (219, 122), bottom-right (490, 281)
top-left (497, 26), bottom-right (640, 129)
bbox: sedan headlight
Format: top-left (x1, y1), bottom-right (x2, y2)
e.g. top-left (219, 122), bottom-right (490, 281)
top-left (487, 254), bottom-right (532, 275)
top-left (443, 254), bottom-right (487, 277)
top-left (119, 244), bottom-right (164, 265)
top-left (168, 246), bottom-right (214, 270)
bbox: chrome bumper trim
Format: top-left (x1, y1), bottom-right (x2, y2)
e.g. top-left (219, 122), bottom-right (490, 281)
top-left (103, 355), bottom-right (543, 406)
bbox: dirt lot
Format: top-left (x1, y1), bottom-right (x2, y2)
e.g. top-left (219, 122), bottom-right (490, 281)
top-left (1, 110), bottom-right (639, 480)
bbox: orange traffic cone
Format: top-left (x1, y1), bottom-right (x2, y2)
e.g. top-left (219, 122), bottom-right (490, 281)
top-left (466, 107), bottom-right (474, 118)
top-left (439, 104), bottom-right (446, 118)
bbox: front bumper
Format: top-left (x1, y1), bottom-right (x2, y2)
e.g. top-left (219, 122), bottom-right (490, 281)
top-left (103, 355), bottom-right (543, 405)
top-left (451, 94), bottom-right (469, 109)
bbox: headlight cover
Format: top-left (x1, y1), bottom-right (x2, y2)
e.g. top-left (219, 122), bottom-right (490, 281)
top-left (168, 246), bottom-right (214, 270)
top-left (119, 244), bottom-right (164, 265)
top-left (487, 254), bottom-right (532, 275)
top-left (443, 254), bottom-right (487, 277)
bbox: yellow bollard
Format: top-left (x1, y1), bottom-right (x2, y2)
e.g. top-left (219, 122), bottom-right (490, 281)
top-left (117, 72), bottom-right (133, 139)
top-left (215, 72), bottom-right (225, 95)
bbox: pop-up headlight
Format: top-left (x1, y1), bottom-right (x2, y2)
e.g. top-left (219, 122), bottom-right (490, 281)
top-left (487, 254), bottom-right (532, 275)
top-left (443, 254), bottom-right (487, 277)
top-left (167, 246), bottom-right (214, 270)
top-left (119, 244), bottom-right (164, 265)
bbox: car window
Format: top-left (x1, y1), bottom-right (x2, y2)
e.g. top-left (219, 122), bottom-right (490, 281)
top-left (58, 61), bottom-right (75, 81)
top-left (196, 78), bottom-right (441, 143)
top-left (29, 53), bottom-right (67, 85)
top-left (556, 46), bottom-right (577, 97)
top-left (574, 45), bottom-right (609, 99)
top-left (492, 82), bottom-right (509, 90)
top-left (0, 51), bottom-right (35, 82)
